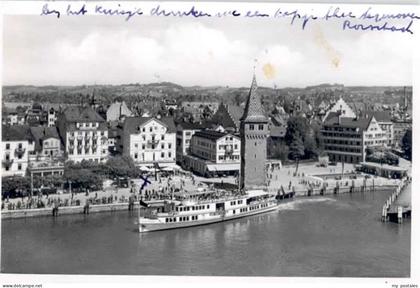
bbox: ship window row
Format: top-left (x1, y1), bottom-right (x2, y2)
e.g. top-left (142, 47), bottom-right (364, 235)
top-left (230, 200), bottom-right (243, 206)
top-left (165, 215), bottom-right (199, 223)
top-left (177, 205), bottom-right (209, 212)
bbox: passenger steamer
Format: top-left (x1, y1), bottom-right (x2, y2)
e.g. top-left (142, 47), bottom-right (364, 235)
top-left (138, 190), bottom-right (293, 233)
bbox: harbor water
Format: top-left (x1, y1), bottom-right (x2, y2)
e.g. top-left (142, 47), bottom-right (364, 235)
top-left (1, 189), bottom-right (410, 277)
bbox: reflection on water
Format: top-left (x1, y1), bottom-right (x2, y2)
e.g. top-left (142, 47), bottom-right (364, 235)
top-left (1, 189), bottom-right (410, 277)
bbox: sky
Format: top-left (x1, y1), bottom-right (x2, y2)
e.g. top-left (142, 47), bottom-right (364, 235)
top-left (2, 15), bottom-right (414, 88)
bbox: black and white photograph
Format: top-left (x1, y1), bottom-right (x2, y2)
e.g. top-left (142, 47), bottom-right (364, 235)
top-left (0, 1), bottom-right (418, 287)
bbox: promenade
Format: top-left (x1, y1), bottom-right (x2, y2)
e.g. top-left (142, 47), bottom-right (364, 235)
top-left (2, 159), bottom-right (410, 219)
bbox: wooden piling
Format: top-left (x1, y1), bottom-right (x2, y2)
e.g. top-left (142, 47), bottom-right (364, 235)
top-left (398, 206), bottom-right (403, 224)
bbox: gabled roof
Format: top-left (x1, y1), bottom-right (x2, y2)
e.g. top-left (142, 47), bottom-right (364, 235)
top-left (30, 127), bottom-right (60, 151)
top-left (123, 117), bottom-right (176, 134)
top-left (209, 103), bottom-right (244, 131)
top-left (241, 75), bottom-right (268, 123)
top-left (193, 130), bottom-right (238, 141)
top-left (176, 121), bottom-right (204, 130)
top-left (62, 106), bottom-right (105, 123)
top-left (2, 125), bottom-right (32, 142)
top-left (30, 126), bottom-right (59, 141)
top-left (324, 114), bottom-right (373, 130)
top-left (362, 111), bottom-right (391, 122)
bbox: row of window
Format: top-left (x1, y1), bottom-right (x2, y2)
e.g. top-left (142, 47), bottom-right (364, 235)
top-left (165, 215), bottom-right (199, 223)
top-left (134, 152), bottom-right (172, 160)
top-left (323, 127), bottom-right (358, 132)
top-left (195, 139), bottom-right (214, 149)
top-left (68, 149), bottom-right (107, 155)
top-left (140, 126), bottom-right (165, 133)
top-left (218, 155), bottom-right (240, 161)
top-left (5, 143), bottom-right (24, 150)
top-left (218, 144), bottom-right (238, 150)
top-left (230, 200), bottom-right (243, 206)
top-left (70, 140), bottom-right (98, 146)
top-left (176, 205), bottom-right (210, 212)
top-left (249, 124), bottom-right (265, 131)
top-left (70, 131), bottom-right (105, 137)
top-left (4, 163), bottom-right (23, 171)
top-left (134, 143), bottom-right (172, 149)
top-left (364, 140), bottom-right (387, 145)
top-left (76, 122), bottom-right (99, 129)
top-left (139, 134), bottom-right (167, 141)
top-left (323, 139), bottom-right (361, 146)
top-left (322, 132), bottom-right (362, 138)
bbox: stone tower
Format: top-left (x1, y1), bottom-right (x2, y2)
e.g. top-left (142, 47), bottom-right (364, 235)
top-left (240, 75), bottom-right (269, 191)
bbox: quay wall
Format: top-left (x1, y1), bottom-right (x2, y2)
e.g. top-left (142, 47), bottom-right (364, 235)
top-left (3, 184), bottom-right (399, 220)
top-left (1, 202), bottom-right (141, 220)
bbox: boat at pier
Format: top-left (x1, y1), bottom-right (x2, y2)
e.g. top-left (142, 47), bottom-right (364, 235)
top-left (138, 190), bottom-right (293, 233)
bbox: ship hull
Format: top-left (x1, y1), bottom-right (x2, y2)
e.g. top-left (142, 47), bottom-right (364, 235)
top-left (139, 202), bottom-right (280, 233)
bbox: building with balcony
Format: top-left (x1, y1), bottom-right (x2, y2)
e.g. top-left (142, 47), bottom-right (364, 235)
top-left (1, 125), bottom-right (34, 177)
top-left (175, 122), bottom-right (203, 168)
top-left (121, 116), bottom-right (177, 169)
top-left (321, 113), bottom-right (388, 164)
top-left (183, 130), bottom-right (241, 177)
top-left (47, 107), bottom-right (57, 127)
top-left (57, 106), bottom-right (109, 163)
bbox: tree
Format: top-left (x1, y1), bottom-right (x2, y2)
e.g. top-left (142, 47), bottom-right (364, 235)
top-left (303, 136), bottom-right (318, 159)
top-left (285, 116), bottom-right (310, 146)
top-left (402, 129), bottom-right (412, 160)
top-left (289, 135), bottom-right (305, 174)
top-left (105, 155), bottom-right (139, 178)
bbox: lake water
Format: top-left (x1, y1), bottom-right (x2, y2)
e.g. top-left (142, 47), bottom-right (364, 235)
top-left (1, 189), bottom-right (410, 277)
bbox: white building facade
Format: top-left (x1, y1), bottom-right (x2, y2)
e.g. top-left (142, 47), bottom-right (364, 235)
top-left (57, 106), bottom-right (109, 163)
top-left (2, 126), bottom-right (34, 177)
top-left (184, 130), bottom-right (241, 177)
top-left (122, 117), bottom-right (177, 168)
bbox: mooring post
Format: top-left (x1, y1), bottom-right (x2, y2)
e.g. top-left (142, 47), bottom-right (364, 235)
top-left (382, 205), bottom-right (388, 222)
top-left (398, 206), bottom-right (403, 224)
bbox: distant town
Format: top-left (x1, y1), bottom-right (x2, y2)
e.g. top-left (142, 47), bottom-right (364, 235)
top-left (1, 80), bottom-right (412, 212)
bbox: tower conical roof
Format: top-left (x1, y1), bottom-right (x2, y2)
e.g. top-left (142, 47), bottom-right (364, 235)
top-left (241, 75), bottom-right (267, 122)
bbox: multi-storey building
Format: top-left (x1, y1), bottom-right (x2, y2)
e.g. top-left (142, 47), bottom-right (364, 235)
top-left (183, 130), bottom-right (241, 177)
top-left (2, 108), bottom-right (26, 126)
top-left (47, 107), bottom-right (57, 127)
top-left (240, 75), bottom-right (269, 190)
top-left (362, 111), bottom-right (393, 147)
top-left (175, 122), bottom-right (203, 168)
top-left (30, 127), bottom-right (62, 158)
top-left (122, 117), bottom-right (177, 169)
top-left (1, 125), bottom-right (34, 177)
top-left (321, 113), bottom-right (388, 164)
top-left (57, 106), bottom-right (109, 163)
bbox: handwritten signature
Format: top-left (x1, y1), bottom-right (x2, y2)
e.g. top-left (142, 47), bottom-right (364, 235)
top-left (40, 3), bottom-right (419, 34)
